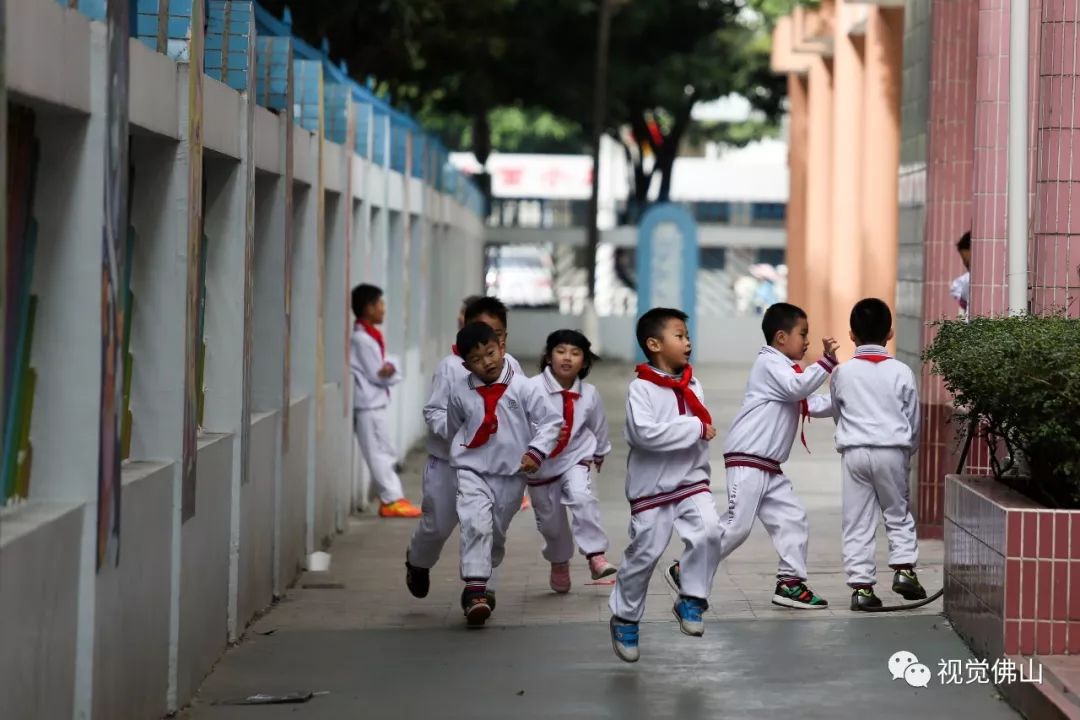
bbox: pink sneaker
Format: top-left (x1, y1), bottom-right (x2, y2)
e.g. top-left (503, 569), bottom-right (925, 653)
top-left (549, 562), bottom-right (571, 594)
top-left (588, 554), bottom-right (617, 580)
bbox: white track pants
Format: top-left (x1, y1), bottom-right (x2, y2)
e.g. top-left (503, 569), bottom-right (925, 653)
top-left (457, 469), bottom-right (526, 581)
top-left (528, 464), bottom-right (609, 564)
top-left (720, 466), bottom-right (810, 580)
top-left (609, 492), bottom-right (723, 623)
top-left (841, 447), bottom-right (918, 586)
top-left (408, 456), bottom-right (458, 569)
top-left (353, 408), bottom-right (404, 505)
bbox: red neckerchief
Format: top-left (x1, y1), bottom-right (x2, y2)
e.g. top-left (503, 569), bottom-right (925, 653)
top-left (792, 363), bottom-right (810, 452)
top-left (854, 352), bottom-right (890, 363)
top-left (358, 320), bottom-right (385, 359)
top-left (635, 364), bottom-right (712, 425)
top-left (463, 383), bottom-right (509, 448)
top-left (550, 388), bottom-right (581, 458)
top-left (452, 344), bottom-right (459, 357)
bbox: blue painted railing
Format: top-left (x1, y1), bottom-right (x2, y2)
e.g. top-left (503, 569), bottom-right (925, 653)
top-left (65, 0), bottom-right (480, 208)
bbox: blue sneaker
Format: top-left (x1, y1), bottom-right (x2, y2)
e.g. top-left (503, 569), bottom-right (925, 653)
top-left (673, 596), bottom-right (707, 637)
top-left (609, 616), bottom-right (640, 663)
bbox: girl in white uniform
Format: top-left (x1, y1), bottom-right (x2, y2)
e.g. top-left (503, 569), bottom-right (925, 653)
top-left (525, 330), bottom-right (616, 594)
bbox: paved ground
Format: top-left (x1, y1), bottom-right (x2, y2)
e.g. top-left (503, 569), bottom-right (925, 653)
top-left (183, 360), bottom-right (1019, 720)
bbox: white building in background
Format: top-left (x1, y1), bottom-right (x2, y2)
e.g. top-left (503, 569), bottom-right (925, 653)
top-left (449, 136), bottom-right (791, 360)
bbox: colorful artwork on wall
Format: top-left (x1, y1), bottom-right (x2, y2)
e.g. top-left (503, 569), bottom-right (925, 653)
top-left (181, 0), bottom-right (205, 522)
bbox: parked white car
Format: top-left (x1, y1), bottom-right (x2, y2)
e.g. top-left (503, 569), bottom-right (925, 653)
top-left (484, 245), bottom-right (557, 307)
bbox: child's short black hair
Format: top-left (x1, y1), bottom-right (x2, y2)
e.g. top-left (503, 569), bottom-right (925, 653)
top-left (351, 284), bottom-right (382, 318)
top-left (636, 308), bottom-right (688, 358)
top-left (540, 329), bottom-right (599, 379)
top-left (850, 298), bottom-right (892, 345)
top-left (761, 302), bottom-right (807, 344)
top-left (957, 231), bottom-right (971, 251)
top-left (464, 296), bottom-right (509, 327)
top-left (461, 294), bottom-right (483, 310)
top-left (456, 322), bottom-right (499, 358)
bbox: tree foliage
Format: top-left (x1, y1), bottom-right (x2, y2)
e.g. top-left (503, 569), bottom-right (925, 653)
top-left (263, 0), bottom-right (788, 205)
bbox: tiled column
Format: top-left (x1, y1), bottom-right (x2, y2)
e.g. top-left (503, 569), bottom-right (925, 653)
top-left (786, 73), bottom-right (809, 309)
top-left (1031, 5), bottom-right (1080, 316)
top-left (805, 55), bottom-right (834, 353)
top-left (967, 0), bottom-right (1042, 473)
top-left (862, 8), bottom-right (903, 347)
top-left (917, 0), bottom-right (979, 538)
top-left (830, 13), bottom-right (865, 348)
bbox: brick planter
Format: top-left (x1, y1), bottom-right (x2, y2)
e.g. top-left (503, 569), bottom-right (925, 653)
top-left (945, 474), bottom-right (1080, 660)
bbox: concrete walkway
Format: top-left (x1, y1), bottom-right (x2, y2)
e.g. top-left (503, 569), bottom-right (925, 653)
top-left (183, 361), bottom-right (1018, 719)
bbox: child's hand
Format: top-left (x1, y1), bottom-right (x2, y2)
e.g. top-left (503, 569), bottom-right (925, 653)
top-left (518, 453), bottom-right (540, 474)
top-left (703, 424), bottom-right (718, 441)
top-left (822, 337), bottom-right (840, 358)
top-left (377, 362), bottom-right (396, 378)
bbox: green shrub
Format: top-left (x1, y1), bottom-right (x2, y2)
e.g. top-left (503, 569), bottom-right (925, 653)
top-left (922, 313), bottom-right (1080, 508)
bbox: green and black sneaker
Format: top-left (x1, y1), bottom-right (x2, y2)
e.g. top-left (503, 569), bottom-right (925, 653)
top-left (851, 587), bottom-right (883, 611)
top-left (773, 580), bottom-right (829, 609)
top-left (892, 569), bottom-right (927, 601)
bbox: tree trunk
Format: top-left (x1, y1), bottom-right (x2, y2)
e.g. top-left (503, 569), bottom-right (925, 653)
top-left (655, 97), bottom-right (696, 203)
top-left (472, 111), bottom-right (493, 214)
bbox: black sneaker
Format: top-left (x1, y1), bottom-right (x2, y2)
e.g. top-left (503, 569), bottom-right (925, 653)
top-left (851, 587), bottom-right (883, 611)
top-left (485, 591), bottom-right (497, 612)
top-left (664, 561), bottom-right (682, 594)
top-left (772, 580), bottom-right (829, 609)
top-left (461, 589), bottom-right (491, 628)
top-left (405, 556), bottom-right (429, 598)
top-left (892, 569), bottom-right (927, 600)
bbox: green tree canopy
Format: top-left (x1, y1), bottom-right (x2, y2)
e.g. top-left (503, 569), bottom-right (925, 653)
top-left (262, 0), bottom-right (790, 207)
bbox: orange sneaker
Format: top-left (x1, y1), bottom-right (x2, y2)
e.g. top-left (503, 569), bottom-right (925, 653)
top-left (379, 499), bottom-right (422, 518)
top-left (520, 493), bottom-right (532, 511)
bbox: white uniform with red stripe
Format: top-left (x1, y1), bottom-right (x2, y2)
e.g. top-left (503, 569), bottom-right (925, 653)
top-left (446, 360), bottom-right (563, 583)
top-left (831, 344), bottom-right (920, 587)
top-left (351, 324), bottom-right (405, 504)
top-left (609, 367), bottom-right (723, 623)
top-left (524, 367), bottom-right (612, 564)
top-left (407, 350), bottom-right (523, 570)
top-left (718, 346), bottom-right (837, 581)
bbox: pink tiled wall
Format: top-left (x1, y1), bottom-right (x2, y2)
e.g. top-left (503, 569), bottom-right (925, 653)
top-left (1032, 5), bottom-right (1080, 315)
top-left (947, 475), bottom-right (1080, 657)
top-left (966, 0), bottom-right (1043, 475)
top-left (918, 0), bottom-right (979, 537)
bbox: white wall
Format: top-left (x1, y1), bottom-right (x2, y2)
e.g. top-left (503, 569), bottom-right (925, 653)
top-left (93, 462), bottom-right (173, 720)
top-left (0, 504), bottom-right (83, 720)
top-left (2, 6), bottom-right (485, 719)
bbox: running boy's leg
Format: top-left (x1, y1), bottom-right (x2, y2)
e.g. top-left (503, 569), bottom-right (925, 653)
top-left (490, 474), bottom-right (529, 572)
top-left (609, 506), bottom-right (675, 622)
top-left (457, 469), bottom-right (496, 582)
top-left (672, 492), bottom-right (724, 601)
top-left (408, 456), bottom-right (458, 569)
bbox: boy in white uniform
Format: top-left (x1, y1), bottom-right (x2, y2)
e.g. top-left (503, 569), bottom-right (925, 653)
top-left (525, 329), bottom-right (616, 594)
top-left (350, 284), bottom-right (421, 518)
top-left (446, 322), bottom-right (563, 627)
top-left (609, 308), bottom-right (723, 663)
top-left (830, 298), bottom-right (926, 610)
top-left (667, 302), bottom-right (837, 608)
top-left (405, 296), bottom-right (525, 599)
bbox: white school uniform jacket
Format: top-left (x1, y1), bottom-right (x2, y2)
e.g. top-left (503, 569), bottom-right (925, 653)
top-left (526, 367), bottom-right (612, 480)
top-left (830, 345), bottom-right (920, 454)
top-left (446, 359), bottom-right (563, 477)
top-left (623, 369), bottom-right (711, 504)
top-left (722, 346), bottom-right (837, 464)
top-left (350, 326), bottom-right (401, 411)
top-left (423, 350), bottom-right (524, 461)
